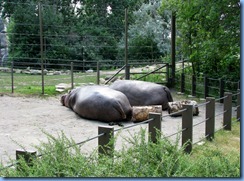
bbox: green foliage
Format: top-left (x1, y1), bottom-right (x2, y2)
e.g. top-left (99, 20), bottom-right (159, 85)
top-left (160, 0), bottom-right (240, 81)
top-left (118, 0), bottom-right (171, 62)
top-left (0, 122), bottom-right (240, 177)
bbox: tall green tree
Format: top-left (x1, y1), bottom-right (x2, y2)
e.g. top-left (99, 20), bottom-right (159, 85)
top-left (118, 0), bottom-right (171, 62)
top-left (160, 0), bottom-right (240, 81)
top-left (1, 0), bottom-right (40, 64)
top-left (75, 0), bottom-right (145, 65)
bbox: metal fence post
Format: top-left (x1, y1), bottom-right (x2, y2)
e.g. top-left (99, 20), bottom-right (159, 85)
top-left (191, 74), bottom-right (196, 96)
top-left (38, 2), bottom-right (44, 95)
top-left (125, 64), bottom-right (130, 80)
top-left (71, 62), bottom-right (74, 89)
top-left (16, 149), bottom-right (37, 170)
top-left (182, 104), bottom-right (193, 154)
top-left (237, 89), bottom-right (240, 122)
top-left (205, 97), bottom-right (215, 141)
top-left (124, 8), bottom-right (129, 80)
top-left (148, 112), bottom-right (162, 143)
top-left (219, 78), bottom-right (225, 103)
top-left (223, 92), bottom-right (232, 130)
top-left (204, 76), bottom-right (209, 98)
top-left (97, 62), bottom-right (100, 85)
top-left (11, 61), bottom-right (14, 93)
top-left (98, 126), bottom-right (114, 157)
top-left (166, 63), bottom-right (169, 86)
top-left (180, 73), bottom-right (185, 93)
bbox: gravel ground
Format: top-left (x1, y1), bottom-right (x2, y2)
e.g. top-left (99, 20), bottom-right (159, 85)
top-left (0, 93), bottom-right (236, 166)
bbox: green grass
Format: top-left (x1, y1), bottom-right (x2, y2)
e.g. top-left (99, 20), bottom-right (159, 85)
top-left (0, 68), bottom-right (168, 96)
top-left (0, 121), bottom-right (240, 177)
top-left (0, 72), bottom-right (98, 96)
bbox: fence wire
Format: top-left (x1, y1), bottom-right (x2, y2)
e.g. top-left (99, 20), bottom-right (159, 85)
top-left (164, 128), bottom-right (187, 139)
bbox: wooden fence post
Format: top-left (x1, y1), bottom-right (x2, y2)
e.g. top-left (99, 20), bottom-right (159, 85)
top-left (182, 104), bottom-right (193, 154)
top-left (205, 97), bottom-right (215, 141)
top-left (148, 112), bottom-right (162, 143)
top-left (191, 74), bottom-right (196, 96)
top-left (98, 126), bottom-right (114, 157)
top-left (97, 62), bottom-right (100, 85)
top-left (219, 78), bottom-right (225, 103)
top-left (16, 149), bottom-right (37, 170)
top-left (11, 61), bottom-right (14, 93)
top-left (223, 92), bottom-right (232, 130)
top-left (237, 89), bottom-right (240, 122)
top-left (180, 73), bottom-right (185, 93)
top-left (204, 76), bottom-right (209, 98)
top-left (71, 62), bottom-right (74, 89)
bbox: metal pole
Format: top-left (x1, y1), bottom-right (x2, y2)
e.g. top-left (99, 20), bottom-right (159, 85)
top-left (39, 2), bottom-right (44, 95)
top-left (171, 11), bottom-right (176, 87)
top-left (237, 89), bottom-right (240, 121)
top-left (219, 78), bottom-right (225, 103)
top-left (125, 8), bottom-right (129, 80)
top-left (97, 62), bottom-right (100, 85)
top-left (204, 76), bottom-right (209, 98)
top-left (11, 61), bottom-right (14, 93)
top-left (71, 62), bottom-right (74, 89)
top-left (191, 74), bottom-right (196, 96)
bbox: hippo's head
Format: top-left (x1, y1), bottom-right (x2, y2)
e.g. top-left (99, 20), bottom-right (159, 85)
top-left (60, 94), bottom-right (67, 106)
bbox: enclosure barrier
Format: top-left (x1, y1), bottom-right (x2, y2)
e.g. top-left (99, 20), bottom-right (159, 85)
top-left (5, 61), bottom-right (169, 94)
top-left (1, 60), bottom-right (239, 96)
top-left (178, 72), bottom-right (240, 102)
top-left (0, 90), bottom-right (240, 171)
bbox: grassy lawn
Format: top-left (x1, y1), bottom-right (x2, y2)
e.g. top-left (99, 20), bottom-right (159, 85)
top-left (0, 72), bottom-right (99, 96)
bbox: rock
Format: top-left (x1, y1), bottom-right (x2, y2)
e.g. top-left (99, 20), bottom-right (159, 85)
top-left (30, 69), bottom-right (41, 75)
top-left (55, 83), bottom-right (72, 92)
top-left (15, 69), bottom-right (22, 74)
top-left (99, 78), bottom-right (106, 84)
top-left (132, 105), bottom-right (162, 122)
top-left (86, 69), bottom-right (93, 73)
top-left (53, 71), bottom-right (61, 75)
top-left (168, 100), bottom-right (199, 116)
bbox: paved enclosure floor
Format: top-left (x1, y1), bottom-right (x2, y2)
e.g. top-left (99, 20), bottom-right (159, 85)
top-left (0, 93), bottom-right (237, 166)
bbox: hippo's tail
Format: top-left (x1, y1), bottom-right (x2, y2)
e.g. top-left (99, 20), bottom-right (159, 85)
top-left (164, 87), bottom-right (173, 102)
top-left (115, 101), bottom-right (132, 121)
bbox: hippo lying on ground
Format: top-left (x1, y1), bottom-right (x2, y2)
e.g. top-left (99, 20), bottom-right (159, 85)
top-left (109, 80), bottom-right (173, 110)
top-left (61, 85), bottom-right (132, 123)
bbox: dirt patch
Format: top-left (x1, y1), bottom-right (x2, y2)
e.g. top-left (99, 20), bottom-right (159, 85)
top-left (0, 94), bottom-right (236, 166)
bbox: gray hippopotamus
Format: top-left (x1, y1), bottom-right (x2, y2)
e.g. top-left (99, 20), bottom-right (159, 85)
top-left (109, 80), bottom-right (173, 110)
top-left (61, 85), bottom-right (132, 123)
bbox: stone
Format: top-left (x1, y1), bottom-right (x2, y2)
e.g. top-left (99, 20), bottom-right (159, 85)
top-left (55, 83), bottom-right (72, 92)
top-left (168, 100), bottom-right (199, 116)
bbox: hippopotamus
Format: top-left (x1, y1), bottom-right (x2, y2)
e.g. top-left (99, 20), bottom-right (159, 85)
top-left (109, 80), bottom-right (173, 110)
top-left (61, 85), bottom-right (132, 123)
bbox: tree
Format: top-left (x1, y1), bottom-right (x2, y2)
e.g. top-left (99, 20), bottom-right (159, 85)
top-left (118, 0), bottom-right (171, 62)
top-left (160, 0), bottom-right (240, 81)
